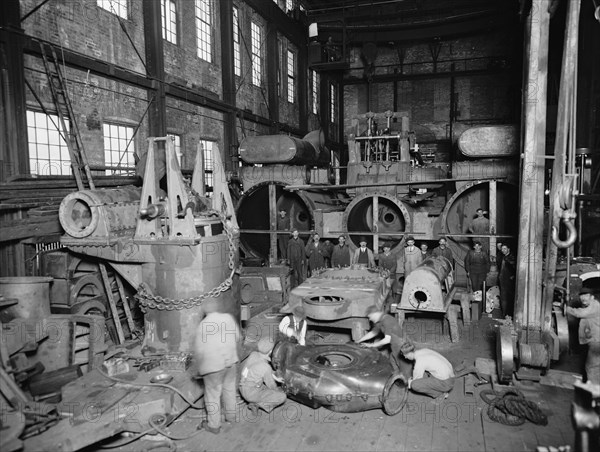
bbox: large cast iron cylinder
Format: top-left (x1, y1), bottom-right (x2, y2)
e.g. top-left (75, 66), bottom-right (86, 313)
top-left (239, 131), bottom-right (330, 166)
top-left (59, 186), bottom-right (141, 239)
top-left (399, 256), bottom-right (453, 313)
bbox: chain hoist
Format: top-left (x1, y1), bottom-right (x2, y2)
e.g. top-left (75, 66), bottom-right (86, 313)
top-left (135, 208), bottom-right (237, 312)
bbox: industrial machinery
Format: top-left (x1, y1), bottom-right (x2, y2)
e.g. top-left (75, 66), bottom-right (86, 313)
top-left (58, 137), bottom-right (239, 354)
top-left (235, 113), bottom-right (519, 293)
top-left (496, 259), bottom-right (600, 383)
top-left (272, 340), bottom-right (407, 415)
top-left (284, 266), bottom-right (393, 340)
top-left (398, 255), bottom-right (455, 314)
top-left (236, 130), bottom-right (348, 263)
top-left (21, 137), bottom-right (241, 451)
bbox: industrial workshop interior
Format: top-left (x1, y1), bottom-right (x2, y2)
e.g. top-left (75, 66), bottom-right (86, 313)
top-left (1, 0), bottom-right (599, 451)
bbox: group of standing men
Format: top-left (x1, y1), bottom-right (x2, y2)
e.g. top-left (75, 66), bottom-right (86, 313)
top-left (464, 208), bottom-right (517, 318)
top-left (281, 206), bottom-right (517, 316)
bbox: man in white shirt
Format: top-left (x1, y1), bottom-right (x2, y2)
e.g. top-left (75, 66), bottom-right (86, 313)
top-left (400, 341), bottom-right (455, 399)
top-left (278, 306), bottom-right (307, 346)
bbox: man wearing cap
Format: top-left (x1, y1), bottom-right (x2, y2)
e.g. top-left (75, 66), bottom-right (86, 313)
top-left (239, 337), bottom-right (287, 415)
top-left (287, 229), bottom-right (306, 288)
top-left (277, 209), bottom-right (290, 260)
top-left (356, 306), bottom-right (412, 377)
top-left (401, 236), bottom-right (422, 276)
top-left (194, 307), bottom-right (241, 434)
top-left (305, 232), bottom-right (329, 276)
top-left (468, 208), bottom-right (490, 251)
top-left (432, 237), bottom-right (454, 268)
top-left (566, 287), bottom-right (600, 385)
top-left (378, 242), bottom-right (397, 274)
top-left (278, 306), bottom-right (307, 346)
top-left (464, 241), bottom-right (490, 294)
top-left (331, 235), bottom-right (351, 267)
top-left (351, 236), bottom-right (376, 267)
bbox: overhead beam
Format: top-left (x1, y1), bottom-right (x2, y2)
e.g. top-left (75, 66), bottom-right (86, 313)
top-left (242, 0), bottom-right (305, 44)
top-left (8, 30), bottom-right (304, 138)
top-left (318, 11), bottom-right (515, 45)
top-left (343, 67), bottom-right (508, 85)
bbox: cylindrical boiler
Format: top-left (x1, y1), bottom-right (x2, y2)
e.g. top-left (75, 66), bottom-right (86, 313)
top-left (236, 181), bottom-right (347, 260)
top-left (343, 192), bottom-right (412, 251)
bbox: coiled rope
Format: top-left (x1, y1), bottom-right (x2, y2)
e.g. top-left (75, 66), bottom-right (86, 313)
top-left (480, 388), bottom-right (548, 426)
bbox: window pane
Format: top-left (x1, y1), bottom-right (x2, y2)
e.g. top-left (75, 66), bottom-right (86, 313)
top-left (287, 50), bottom-right (295, 103)
top-left (196, 0), bottom-right (212, 62)
top-left (161, 0), bottom-right (177, 44)
top-left (251, 22), bottom-right (262, 86)
top-left (102, 123), bottom-right (136, 175)
top-left (97, 0), bottom-right (127, 19)
top-left (27, 110), bottom-right (72, 177)
top-left (200, 139), bottom-right (215, 196)
top-left (233, 7), bottom-right (241, 76)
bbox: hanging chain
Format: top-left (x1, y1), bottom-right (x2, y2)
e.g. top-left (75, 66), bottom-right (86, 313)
top-left (135, 204), bottom-right (237, 312)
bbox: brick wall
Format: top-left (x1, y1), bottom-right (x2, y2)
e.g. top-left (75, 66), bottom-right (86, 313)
top-left (19, 0), bottom-right (307, 173)
top-left (343, 30), bottom-right (519, 144)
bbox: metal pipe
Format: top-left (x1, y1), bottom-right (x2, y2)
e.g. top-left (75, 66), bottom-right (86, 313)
top-left (285, 176), bottom-right (507, 191)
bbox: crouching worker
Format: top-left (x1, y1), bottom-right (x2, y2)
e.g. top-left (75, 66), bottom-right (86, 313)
top-left (356, 306), bottom-right (412, 378)
top-left (399, 341), bottom-right (454, 400)
top-left (240, 337), bottom-right (287, 415)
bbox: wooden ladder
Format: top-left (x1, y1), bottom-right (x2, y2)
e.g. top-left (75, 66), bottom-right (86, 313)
top-left (38, 41), bottom-right (95, 191)
top-left (98, 264), bottom-right (135, 345)
top-left (40, 41), bottom-right (135, 344)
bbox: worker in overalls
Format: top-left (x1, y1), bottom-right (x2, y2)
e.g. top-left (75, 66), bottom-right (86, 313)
top-left (287, 229), bottom-right (306, 288)
top-left (239, 337), bottom-right (287, 415)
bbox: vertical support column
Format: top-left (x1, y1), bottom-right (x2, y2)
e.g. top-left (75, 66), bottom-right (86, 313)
top-left (269, 183), bottom-right (277, 265)
top-left (372, 195), bottom-right (379, 253)
top-left (297, 34), bottom-right (308, 132)
top-left (337, 74), bottom-right (344, 145)
top-left (489, 180), bottom-right (498, 269)
top-left (319, 74), bottom-right (329, 140)
top-left (515, 1), bottom-right (550, 329)
top-left (541, 0), bottom-right (581, 330)
top-left (142, 0), bottom-right (166, 138)
top-left (220, 0), bottom-right (236, 171)
top-left (266, 23), bottom-right (279, 134)
top-left (0, 0), bottom-right (28, 180)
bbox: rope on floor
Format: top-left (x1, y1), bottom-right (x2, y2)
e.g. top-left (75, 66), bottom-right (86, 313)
top-left (480, 388), bottom-right (549, 426)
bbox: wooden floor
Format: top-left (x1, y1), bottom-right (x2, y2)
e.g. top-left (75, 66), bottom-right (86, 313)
top-left (114, 311), bottom-right (578, 452)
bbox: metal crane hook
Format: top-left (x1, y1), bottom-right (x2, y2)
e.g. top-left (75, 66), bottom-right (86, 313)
top-left (551, 215), bottom-right (577, 249)
top-left (551, 176), bottom-right (578, 249)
